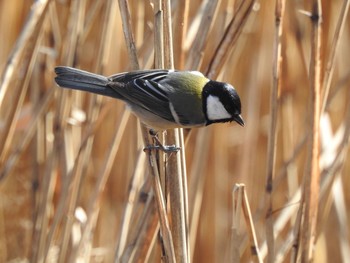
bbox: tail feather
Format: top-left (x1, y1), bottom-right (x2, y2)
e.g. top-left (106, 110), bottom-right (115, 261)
top-left (54, 66), bottom-right (120, 98)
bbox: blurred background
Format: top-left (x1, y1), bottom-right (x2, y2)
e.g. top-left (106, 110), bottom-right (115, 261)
top-left (0, 0), bottom-right (349, 262)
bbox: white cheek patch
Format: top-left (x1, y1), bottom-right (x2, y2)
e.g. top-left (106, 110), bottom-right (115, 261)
top-left (206, 95), bottom-right (232, 120)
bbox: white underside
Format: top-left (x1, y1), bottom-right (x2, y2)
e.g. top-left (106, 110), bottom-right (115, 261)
top-left (206, 95), bottom-right (232, 120)
top-left (127, 104), bottom-right (204, 130)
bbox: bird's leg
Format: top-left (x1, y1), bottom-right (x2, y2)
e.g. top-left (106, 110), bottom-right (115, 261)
top-left (143, 129), bottom-right (181, 153)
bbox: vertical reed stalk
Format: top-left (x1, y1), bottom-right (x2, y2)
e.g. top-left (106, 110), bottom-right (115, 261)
top-left (265, 0), bottom-right (286, 262)
top-left (118, 1), bottom-right (176, 262)
top-left (301, 1), bottom-right (322, 262)
top-left (321, 0), bottom-right (350, 112)
top-left (159, 1), bottom-right (189, 262)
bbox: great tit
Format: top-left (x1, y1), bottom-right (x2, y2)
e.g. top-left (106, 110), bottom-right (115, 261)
top-left (54, 66), bottom-right (244, 130)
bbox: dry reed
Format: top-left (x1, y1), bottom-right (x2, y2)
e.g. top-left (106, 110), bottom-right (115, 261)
top-left (1, 0), bottom-right (350, 262)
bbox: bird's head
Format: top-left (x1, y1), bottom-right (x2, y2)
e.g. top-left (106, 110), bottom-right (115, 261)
top-left (202, 80), bottom-right (244, 127)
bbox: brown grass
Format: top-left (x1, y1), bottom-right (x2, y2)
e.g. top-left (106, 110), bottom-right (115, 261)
top-left (1, 0), bottom-right (350, 262)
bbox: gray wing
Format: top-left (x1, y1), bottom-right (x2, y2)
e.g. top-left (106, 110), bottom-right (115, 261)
top-left (108, 69), bottom-right (194, 125)
top-left (108, 77), bottom-right (176, 123)
top-left (108, 69), bottom-right (171, 83)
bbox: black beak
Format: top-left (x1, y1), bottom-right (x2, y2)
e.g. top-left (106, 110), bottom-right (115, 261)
top-left (234, 114), bottom-right (245, 127)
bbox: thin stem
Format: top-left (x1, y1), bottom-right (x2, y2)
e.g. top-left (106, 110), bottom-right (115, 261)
top-left (118, 1), bottom-right (177, 262)
top-left (301, 1), bottom-right (322, 262)
top-left (265, 0), bottom-right (286, 262)
top-left (118, 0), bottom-right (140, 70)
top-left (321, 0), bottom-right (350, 112)
top-left (205, 0), bottom-right (255, 78)
top-left (158, 1), bottom-right (189, 262)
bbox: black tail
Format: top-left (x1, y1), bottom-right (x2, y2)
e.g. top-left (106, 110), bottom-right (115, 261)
top-left (54, 66), bottom-right (120, 98)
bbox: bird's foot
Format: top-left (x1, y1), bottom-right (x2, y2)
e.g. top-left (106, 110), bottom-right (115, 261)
top-left (143, 144), bottom-right (180, 153)
top-left (143, 129), bottom-right (181, 153)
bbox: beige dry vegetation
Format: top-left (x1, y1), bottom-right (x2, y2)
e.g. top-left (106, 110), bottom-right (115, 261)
top-left (0, 0), bottom-right (350, 262)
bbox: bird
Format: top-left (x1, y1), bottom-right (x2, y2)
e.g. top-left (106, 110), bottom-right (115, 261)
top-left (54, 66), bottom-right (244, 131)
